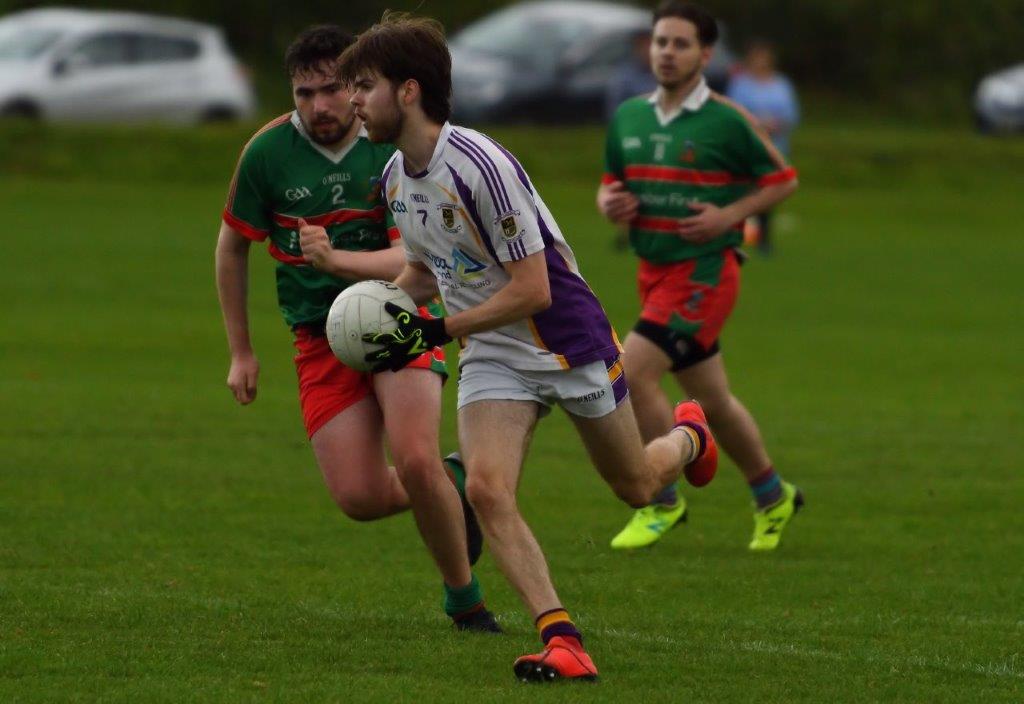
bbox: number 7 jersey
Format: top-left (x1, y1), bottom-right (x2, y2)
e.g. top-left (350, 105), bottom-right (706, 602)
top-left (383, 122), bottom-right (620, 371)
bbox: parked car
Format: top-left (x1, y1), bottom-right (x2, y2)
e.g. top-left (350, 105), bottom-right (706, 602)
top-left (974, 63), bottom-right (1024, 133)
top-left (450, 0), bottom-right (735, 124)
top-left (0, 8), bottom-right (255, 123)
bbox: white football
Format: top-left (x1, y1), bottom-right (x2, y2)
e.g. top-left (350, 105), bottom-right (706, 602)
top-left (325, 280), bottom-right (416, 372)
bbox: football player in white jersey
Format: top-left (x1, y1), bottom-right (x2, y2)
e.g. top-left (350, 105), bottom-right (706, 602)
top-left (340, 13), bottom-right (720, 683)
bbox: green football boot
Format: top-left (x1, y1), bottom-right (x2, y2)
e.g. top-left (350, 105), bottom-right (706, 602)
top-left (610, 496), bottom-right (688, 550)
top-left (749, 481), bottom-right (804, 551)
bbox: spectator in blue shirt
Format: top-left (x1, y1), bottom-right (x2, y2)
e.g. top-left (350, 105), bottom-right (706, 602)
top-left (727, 41), bottom-right (799, 254)
top-left (605, 30), bottom-right (658, 121)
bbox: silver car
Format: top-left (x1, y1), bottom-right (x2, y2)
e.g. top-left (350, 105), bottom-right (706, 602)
top-left (450, 0), bottom-right (735, 124)
top-left (0, 8), bottom-right (255, 123)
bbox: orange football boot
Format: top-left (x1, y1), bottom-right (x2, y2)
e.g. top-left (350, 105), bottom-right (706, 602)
top-left (513, 636), bottom-right (599, 683)
top-left (673, 400), bottom-right (718, 487)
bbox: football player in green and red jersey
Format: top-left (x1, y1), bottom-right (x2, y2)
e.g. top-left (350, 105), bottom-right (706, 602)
top-left (215, 26), bottom-right (497, 632)
top-left (598, 2), bottom-right (804, 551)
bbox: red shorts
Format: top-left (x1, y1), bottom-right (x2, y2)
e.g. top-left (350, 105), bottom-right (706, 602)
top-left (636, 249), bottom-right (740, 351)
top-left (293, 328), bottom-right (446, 439)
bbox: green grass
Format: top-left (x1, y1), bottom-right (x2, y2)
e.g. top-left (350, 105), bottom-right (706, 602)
top-left (1, 120), bottom-right (1023, 702)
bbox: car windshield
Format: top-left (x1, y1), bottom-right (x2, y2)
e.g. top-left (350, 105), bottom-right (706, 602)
top-left (452, 8), bottom-right (597, 71)
top-left (0, 25), bottom-right (64, 60)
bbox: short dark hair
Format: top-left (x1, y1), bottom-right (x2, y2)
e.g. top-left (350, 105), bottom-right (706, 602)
top-left (285, 25), bottom-right (354, 78)
top-left (337, 12), bottom-right (451, 124)
top-left (652, 1), bottom-right (719, 46)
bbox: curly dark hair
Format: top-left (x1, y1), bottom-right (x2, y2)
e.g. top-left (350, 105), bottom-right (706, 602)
top-left (285, 25), bottom-right (354, 77)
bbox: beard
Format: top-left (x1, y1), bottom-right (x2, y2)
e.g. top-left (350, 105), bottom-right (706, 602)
top-left (304, 113), bottom-right (353, 147)
top-left (363, 95), bottom-right (404, 144)
top-left (658, 62), bottom-right (703, 92)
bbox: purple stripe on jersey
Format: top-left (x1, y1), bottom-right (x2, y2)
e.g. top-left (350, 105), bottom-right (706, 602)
top-left (507, 239), bottom-right (527, 260)
top-left (449, 140), bottom-right (504, 219)
top-left (381, 159), bottom-right (397, 193)
top-left (451, 131), bottom-right (512, 212)
top-left (530, 245), bottom-right (619, 368)
top-left (446, 163), bottom-right (504, 269)
top-left (482, 133), bottom-right (534, 196)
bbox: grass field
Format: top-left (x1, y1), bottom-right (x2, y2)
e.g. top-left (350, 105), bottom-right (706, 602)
top-left (1, 120), bottom-right (1022, 703)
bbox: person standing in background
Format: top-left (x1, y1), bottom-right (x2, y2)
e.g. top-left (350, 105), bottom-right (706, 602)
top-left (726, 40), bottom-right (799, 255)
top-left (605, 29), bottom-right (658, 121)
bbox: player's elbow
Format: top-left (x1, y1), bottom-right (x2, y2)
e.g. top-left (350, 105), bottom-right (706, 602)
top-left (527, 282), bottom-right (552, 314)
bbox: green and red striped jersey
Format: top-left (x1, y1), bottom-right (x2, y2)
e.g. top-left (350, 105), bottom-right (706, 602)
top-left (603, 81), bottom-right (796, 264)
top-left (223, 112), bottom-right (397, 327)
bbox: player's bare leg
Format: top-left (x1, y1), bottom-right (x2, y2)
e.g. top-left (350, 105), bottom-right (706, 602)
top-left (675, 352), bottom-right (803, 550)
top-left (673, 352), bottom-right (770, 480)
top-left (459, 399), bottom-right (596, 680)
top-left (622, 332), bottom-right (676, 440)
top-left (373, 368), bottom-right (472, 590)
top-left (311, 395), bottom-right (409, 520)
top-left (568, 397), bottom-right (705, 507)
top-left (457, 400), bottom-right (560, 614)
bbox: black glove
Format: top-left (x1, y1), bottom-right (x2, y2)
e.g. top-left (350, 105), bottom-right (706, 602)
top-left (362, 302), bottom-right (452, 373)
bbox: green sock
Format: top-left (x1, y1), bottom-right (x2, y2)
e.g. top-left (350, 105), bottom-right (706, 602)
top-left (443, 453), bottom-right (467, 497)
top-left (444, 573), bottom-right (483, 617)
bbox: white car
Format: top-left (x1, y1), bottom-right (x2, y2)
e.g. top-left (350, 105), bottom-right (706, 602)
top-left (0, 8), bottom-right (255, 123)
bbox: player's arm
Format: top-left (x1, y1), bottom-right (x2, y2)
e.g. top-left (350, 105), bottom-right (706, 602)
top-left (215, 221), bottom-right (259, 404)
top-left (443, 253), bottom-right (550, 338)
top-left (363, 254), bottom-right (549, 373)
top-left (596, 116), bottom-right (639, 225)
top-left (678, 180), bottom-right (797, 243)
top-left (298, 219), bottom-right (406, 281)
top-left (393, 260), bottom-right (441, 305)
top-left (679, 115), bottom-right (798, 244)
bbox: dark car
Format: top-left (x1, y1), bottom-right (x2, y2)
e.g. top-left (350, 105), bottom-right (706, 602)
top-left (450, 0), bottom-right (735, 124)
top-left (974, 63), bottom-right (1024, 133)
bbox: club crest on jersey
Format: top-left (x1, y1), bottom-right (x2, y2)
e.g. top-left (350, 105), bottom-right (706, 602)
top-left (622, 136), bottom-right (642, 150)
top-left (497, 210), bottom-right (522, 241)
top-left (681, 140), bottom-right (697, 163)
top-left (437, 203), bottom-right (461, 233)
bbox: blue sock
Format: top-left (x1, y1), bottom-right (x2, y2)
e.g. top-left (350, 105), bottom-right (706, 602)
top-left (749, 466), bottom-right (783, 508)
top-left (651, 483), bottom-right (678, 506)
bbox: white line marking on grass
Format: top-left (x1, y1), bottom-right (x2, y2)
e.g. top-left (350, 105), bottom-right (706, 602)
top-left (589, 627), bottom-right (1024, 681)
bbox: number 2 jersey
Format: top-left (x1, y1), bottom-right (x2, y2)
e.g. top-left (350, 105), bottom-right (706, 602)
top-left (384, 122), bottom-right (620, 372)
top-left (223, 112), bottom-right (398, 327)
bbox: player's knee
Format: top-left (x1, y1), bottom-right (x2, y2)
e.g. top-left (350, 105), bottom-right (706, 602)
top-left (334, 493), bottom-right (385, 522)
top-left (392, 447), bottom-right (440, 495)
top-left (465, 471), bottom-right (515, 517)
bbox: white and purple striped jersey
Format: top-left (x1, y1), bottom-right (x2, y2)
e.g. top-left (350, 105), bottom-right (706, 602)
top-left (383, 122), bottom-right (620, 371)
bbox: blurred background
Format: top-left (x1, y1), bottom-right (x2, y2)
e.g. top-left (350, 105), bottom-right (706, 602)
top-left (1, 0), bottom-right (1024, 126)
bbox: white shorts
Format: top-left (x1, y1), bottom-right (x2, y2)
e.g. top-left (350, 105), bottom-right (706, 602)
top-left (457, 356), bottom-right (629, 418)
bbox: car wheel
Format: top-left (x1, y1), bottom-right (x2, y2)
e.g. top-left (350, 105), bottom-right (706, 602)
top-left (1, 100), bottom-right (41, 119)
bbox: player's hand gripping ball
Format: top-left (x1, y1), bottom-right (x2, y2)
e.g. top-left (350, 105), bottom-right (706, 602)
top-left (361, 303), bottom-right (451, 373)
top-left (326, 280), bottom-right (421, 372)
